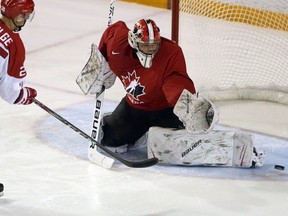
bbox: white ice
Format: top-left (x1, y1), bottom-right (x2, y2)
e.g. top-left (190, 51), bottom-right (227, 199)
top-left (1, 1), bottom-right (288, 216)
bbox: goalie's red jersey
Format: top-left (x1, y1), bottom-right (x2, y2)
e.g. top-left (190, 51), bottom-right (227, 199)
top-left (99, 21), bottom-right (195, 111)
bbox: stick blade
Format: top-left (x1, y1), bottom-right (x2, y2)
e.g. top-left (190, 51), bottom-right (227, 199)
top-left (88, 148), bottom-right (114, 169)
top-left (125, 158), bottom-right (158, 168)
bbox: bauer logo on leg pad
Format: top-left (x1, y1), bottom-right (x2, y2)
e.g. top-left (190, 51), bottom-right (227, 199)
top-left (181, 140), bottom-right (202, 158)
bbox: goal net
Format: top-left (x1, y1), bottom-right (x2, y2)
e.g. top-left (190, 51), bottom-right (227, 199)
top-left (172, 0), bottom-right (288, 105)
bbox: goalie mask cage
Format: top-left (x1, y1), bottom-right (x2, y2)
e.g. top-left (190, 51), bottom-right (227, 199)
top-left (172, 0), bottom-right (288, 104)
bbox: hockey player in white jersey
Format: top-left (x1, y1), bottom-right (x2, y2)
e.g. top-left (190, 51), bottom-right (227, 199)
top-left (0, 0), bottom-right (37, 105)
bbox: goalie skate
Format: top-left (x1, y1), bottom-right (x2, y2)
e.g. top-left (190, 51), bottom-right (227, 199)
top-left (252, 147), bottom-right (265, 167)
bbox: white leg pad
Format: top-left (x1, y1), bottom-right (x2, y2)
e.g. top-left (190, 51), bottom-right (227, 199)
top-left (147, 127), bottom-right (264, 168)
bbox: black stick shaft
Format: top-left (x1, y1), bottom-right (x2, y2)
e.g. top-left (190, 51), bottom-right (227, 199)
top-left (33, 98), bottom-right (158, 168)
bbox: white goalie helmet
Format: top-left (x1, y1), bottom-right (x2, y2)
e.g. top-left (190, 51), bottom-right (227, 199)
top-left (128, 19), bottom-right (161, 68)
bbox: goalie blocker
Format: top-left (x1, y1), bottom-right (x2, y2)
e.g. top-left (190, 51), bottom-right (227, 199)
top-left (147, 127), bottom-right (265, 168)
top-left (76, 43), bottom-right (116, 95)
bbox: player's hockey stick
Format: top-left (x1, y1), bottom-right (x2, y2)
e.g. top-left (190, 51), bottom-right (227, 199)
top-left (33, 98), bottom-right (158, 168)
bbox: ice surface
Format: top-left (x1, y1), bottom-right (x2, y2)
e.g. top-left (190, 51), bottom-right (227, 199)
top-left (1, 0), bottom-right (288, 216)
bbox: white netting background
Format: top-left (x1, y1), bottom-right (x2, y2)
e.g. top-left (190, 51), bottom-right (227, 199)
top-left (178, 0), bottom-right (288, 103)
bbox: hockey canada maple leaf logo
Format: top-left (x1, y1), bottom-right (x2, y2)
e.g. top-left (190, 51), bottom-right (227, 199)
top-left (121, 70), bottom-right (145, 100)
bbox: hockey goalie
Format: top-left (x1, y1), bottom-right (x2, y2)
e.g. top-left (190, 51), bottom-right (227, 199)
top-left (77, 18), bottom-right (265, 168)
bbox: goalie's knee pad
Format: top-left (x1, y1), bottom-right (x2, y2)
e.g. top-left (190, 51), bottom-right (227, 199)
top-left (98, 113), bottom-right (147, 154)
top-left (147, 127), bottom-right (265, 168)
top-left (96, 112), bottom-right (128, 154)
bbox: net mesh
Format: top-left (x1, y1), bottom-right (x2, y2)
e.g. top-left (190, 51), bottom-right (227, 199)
top-left (178, 0), bottom-right (288, 103)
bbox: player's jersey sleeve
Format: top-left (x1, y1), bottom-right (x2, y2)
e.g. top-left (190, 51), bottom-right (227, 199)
top-left (161, 43), bottom-right (196, 106)
top-left (98, 21), bottom-right (128, 60)
top-left (0, 30), bottom-right (26, 104)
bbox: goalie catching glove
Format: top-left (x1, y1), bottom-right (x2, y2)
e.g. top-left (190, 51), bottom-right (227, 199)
top-left (76, 43), bottom-right (116, 95)
top-left (174, 89), bottom-right (219, 133)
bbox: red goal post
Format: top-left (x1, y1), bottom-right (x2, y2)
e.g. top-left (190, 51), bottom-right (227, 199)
top-left (171, 0), bottom-right (288, 105)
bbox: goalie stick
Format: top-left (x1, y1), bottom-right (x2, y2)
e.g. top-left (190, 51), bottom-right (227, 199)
top-left (87, 0), bottom-right (116, 167)
top-left (108, 0), bottom-right (116, 26)
top-left (33, 98), bottom-right (158, 168)
top-left (88, 85), bottom-right (114, 169)
top-left (75, 0), bottom-right (117, 168)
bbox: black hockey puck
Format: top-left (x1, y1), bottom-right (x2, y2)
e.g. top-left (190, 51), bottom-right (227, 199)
top-left (0, 183), bottom-right (3, 197)
top-left (274, 165), bottom-right (285, 170)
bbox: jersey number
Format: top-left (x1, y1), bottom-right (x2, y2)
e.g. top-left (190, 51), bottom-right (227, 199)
top-left (19, 66), bottom-right (27, 77)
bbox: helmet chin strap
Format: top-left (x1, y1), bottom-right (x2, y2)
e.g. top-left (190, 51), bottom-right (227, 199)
top-left (136, 51), bottom-right (153, 68)
top-left (12, 19), bottom-right (26, 32)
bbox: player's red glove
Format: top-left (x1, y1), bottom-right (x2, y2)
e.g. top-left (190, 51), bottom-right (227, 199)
top-left (14, 87), bottom-right (37, 105)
